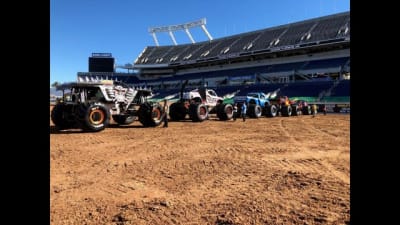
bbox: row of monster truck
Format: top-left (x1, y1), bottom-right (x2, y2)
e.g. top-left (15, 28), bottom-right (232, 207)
top-left (51, 80), bottom-right (317, 132)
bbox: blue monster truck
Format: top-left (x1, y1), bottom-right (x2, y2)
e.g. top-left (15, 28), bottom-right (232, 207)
top-left (233, 92), bottom-right (278, 118)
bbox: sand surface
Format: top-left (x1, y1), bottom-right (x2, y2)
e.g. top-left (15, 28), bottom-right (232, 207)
top-left (50, 106), bottom-right (350, 224)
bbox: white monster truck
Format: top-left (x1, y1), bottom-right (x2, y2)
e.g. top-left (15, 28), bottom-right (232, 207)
top-left (51, 80), bottom-right (164, 132)
top-left (169, 87), bottom-right (234, 122)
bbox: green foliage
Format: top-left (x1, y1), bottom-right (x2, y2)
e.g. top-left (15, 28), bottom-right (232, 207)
top-left (51, 81), bottom-right (60, 87)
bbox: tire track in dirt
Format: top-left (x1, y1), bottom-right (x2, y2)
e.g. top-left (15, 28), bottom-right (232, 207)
top-left (279, 118), bottom-right (298, 144)
top-left (306, 120), bottom-right (341, 139)
top-left (289, 118), bottom-right (350, 184)
top-left (287, 117), bottom-right (339, 141)
top-left (270, 118), bottom-right (349, 184)
top-left (52, 130), bottom-right (181, 203)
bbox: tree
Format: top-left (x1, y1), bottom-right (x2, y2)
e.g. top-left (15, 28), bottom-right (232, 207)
top-left (51, 81), bottom-right (60, 88)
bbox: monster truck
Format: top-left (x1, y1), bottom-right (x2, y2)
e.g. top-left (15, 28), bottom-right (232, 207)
top-left (291, 100), bottom-right (312, 115)
top-left (169, 82), bottom-right (233, 122)
top-left (267, 96), bottom-right (312, 116)
top-left (233, 92), bottom-right (279, 118)
top-left (51, 80), bottom-right (164, 132)
top-left (268, 95), bottom-right (297, 117)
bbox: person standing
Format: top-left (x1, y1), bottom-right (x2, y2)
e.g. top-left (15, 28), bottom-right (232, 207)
top-left (162, 99), bottom-right (169, 127)
top-left (232, 103), bottom-right (238, 121)
top-left (312, 104), bottom-right (317, 118)
top-left (322, 104), bottom-right (327, 115)
top-left (241, 102), bottom-right (247, 122)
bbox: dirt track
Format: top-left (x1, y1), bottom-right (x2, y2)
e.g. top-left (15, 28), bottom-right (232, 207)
top-left (50, 108), bottom-right (350, 225)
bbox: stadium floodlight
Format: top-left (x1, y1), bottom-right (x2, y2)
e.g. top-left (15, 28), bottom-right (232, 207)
top-left (148, 18), bottom-right (213, 46)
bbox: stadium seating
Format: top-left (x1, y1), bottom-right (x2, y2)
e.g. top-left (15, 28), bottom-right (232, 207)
top-left (329, 80), bottom-right (350, 97)
top-left (305, 13), bottom-right (350, 43)
top-left (228, 32), bottom-right (262, 53)
top-left (134, 12), bottom-right (349, 65)
top-left (275, 22), bottom-right (315, 47)
top-left (249, 27), bottom-right (287, 52)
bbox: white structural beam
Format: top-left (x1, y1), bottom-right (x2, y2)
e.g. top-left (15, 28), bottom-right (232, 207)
top-left (201, 24), bottom-right (213, 41)
top-left (168, 31), bottom-right (178, 45)
top-left (148, 18), bottom-right (213, 45)
top-left (151, 32), bottom-right (160, 46)
top-left (185, 28), bottom-right (195, 43)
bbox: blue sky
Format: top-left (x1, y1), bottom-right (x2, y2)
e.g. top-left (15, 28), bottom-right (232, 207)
top-left (50, 0), bottom-right (349, 86)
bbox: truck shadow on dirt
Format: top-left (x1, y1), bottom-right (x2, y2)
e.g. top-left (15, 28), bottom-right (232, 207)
top-left (107, 124), bottom-right (152, 129)
top-left (50, 124), bottom-right (150, 134)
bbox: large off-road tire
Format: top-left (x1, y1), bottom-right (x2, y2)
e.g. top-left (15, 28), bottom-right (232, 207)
top-left (291, 105), bottom-right (301, 116)
top-left (169, 102), bottom-right (187, 121)
top-left (333, 105), bottom-right (341, 113)
top-left (281, 105), bottom-right (292, 117)
top-left (138, 102), bottom-right (163, 127)
top-left (189, 103), bottom-right (208, 122)
top-left (248, 104), bottom-right (262, 118)
top-left (302, 105), bottom-right (311, 115)
top-left (216, 103), bottom-right (233, 120)
top-left (266, 105), bottom-right (278, 117)
top-left (51, 104), bottom-right (74, 130)
top-left (79, 103), bottom-right (110, 132)
top-left (112, 115), bottom-right (135, 125)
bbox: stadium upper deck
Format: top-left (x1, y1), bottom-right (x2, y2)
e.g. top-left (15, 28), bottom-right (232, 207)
top-left (134, 11), bottom-right (349, 70)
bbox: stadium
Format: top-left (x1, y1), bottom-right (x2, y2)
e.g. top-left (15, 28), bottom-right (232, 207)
top-left (76, 11), bottom-right (350, 112)
top-left (51, 10), bottom-right (351, 225)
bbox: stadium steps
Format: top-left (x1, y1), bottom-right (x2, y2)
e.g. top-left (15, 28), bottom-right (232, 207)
top-left (317, 79), bottom-right (340, 101)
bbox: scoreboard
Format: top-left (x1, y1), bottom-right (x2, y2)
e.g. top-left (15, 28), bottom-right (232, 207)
top-left (88, 53), bottom-right (114, 72)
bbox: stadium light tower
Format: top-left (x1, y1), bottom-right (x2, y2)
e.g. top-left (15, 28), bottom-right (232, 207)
top-left (148, 18), bottom-right (213, 46)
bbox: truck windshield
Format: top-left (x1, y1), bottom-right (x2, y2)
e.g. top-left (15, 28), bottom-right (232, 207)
top-left (248, 93), bottom-right (258, 98)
